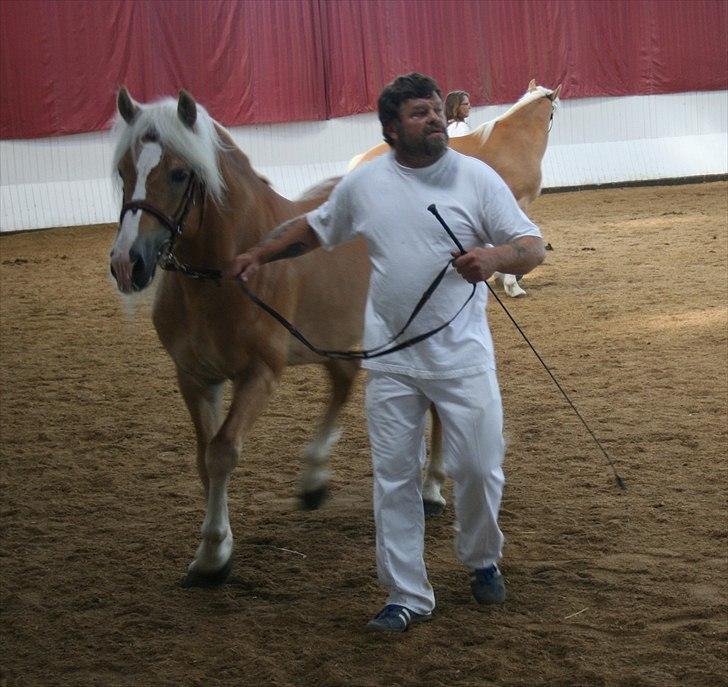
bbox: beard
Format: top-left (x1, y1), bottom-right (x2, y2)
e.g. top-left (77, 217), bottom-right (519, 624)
top-left (395, 124), bottom-right (449, 160)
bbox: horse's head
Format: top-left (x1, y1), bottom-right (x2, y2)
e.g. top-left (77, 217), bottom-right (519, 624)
top-left (109, 88), bottom-right (225, 293)
top-left (526, 79), bottom-right (562, 116)
top-left (511, 79), bottom-right (562, 137)
top-left (527, 78), bottom-right (562, 101)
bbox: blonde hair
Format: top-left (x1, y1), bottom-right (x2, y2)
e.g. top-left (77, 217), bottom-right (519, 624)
top-left (112, 96), bottom-right (226, 202)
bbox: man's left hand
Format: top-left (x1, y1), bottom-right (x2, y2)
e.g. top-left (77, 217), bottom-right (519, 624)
top-left (451, 237), bottom-right (546, 283)
top-left (450, 248), bottom-right (499, 284)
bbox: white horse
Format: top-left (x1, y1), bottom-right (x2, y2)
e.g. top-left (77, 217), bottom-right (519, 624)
top-left (108, 88), bottom-right (452, 583)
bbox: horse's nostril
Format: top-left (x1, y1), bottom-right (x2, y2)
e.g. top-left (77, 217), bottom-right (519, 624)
top-left (130, 251), bottom-right (156, 291)
top-left (132, 256), bottom-right (145, 283)
top-left (110, 264), bottom-right (117, 279)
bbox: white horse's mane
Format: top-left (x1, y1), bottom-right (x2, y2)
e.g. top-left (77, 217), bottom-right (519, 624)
top-left (112, 96), bottom-right (226, 202)
top-left (472, 85), bottom-right (557, 141)
top-left (501, 86), bottom-right (556, 120)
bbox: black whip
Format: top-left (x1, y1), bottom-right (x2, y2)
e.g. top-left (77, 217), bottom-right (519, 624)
top-left (427, 204), bottom-right (626, 491)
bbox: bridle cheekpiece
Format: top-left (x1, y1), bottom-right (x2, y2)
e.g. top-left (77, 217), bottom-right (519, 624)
top-left (118, 172), bottom-right (220, 280)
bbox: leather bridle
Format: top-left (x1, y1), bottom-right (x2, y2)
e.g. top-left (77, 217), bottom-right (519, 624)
top-left (120, 172), bottom-right (199, 240)
top-left (118, 173), bottom-right (218, 278)
top-left (117, 173), bottom-right (475, 359)
top-left (546, 89), bottom-right (559, 133)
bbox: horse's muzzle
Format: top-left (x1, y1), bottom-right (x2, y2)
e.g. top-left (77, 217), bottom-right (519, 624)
top-left (110, 248), bottom-right (157, 293)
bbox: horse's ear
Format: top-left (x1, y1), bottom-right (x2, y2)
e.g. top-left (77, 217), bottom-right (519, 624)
top-left (528, 79), bottom-right (537, 91)
top-left (178, 90), bottom-right (197, 130)
top-left (117, 87), bottom-right (139, 124)
top-left (552, 84), bottom-right (562, 100)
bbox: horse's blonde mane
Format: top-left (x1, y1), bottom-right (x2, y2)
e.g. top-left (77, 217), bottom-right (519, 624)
top-left (470, 85), bottom-right (557, 142)
top-left (501, 86), bottom-right (556, 120)
top-left (112, 97), bottom-right (226, 202)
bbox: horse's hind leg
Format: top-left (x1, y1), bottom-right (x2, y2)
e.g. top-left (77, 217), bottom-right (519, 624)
top-left (184, 360), bottom-right (278, 587)
top-left (494, 271), bottom-right (527, 298)
top-left (494, 198), bottom-right (532, 298)
top-left (299, 359), bottom-right (360, 509)
top-left (423, 405), bottom-right (447, 517)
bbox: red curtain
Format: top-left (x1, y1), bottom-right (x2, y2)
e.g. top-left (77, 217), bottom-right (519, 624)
top-left (0, 0), bottom-right (328, 137)
top-left (1, 0), bottom-right (726, 139)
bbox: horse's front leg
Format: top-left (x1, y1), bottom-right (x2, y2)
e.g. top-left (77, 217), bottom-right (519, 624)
top-left (184, 360), bottom-right (278, 587)
top-left (176, 369), bottom-right (224, 493)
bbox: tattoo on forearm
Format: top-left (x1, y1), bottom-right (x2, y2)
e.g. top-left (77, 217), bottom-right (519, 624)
top-left (504, 238), bottom-right (544, 273)
top-left (258, 216), bottom-right (315, 263)
top-left (269, 242), bottom-right (308, 262)
top-left (262, 219), bottom-right (298, 245)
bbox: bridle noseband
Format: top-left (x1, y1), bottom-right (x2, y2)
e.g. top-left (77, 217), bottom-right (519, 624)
top-left (118, 172), bottom-right (218, 279)
top-left (120, 172), bottom-right (199, 239)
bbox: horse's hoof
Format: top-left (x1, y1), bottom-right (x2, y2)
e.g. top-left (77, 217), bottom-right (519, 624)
top-left (181, 557), bottom-right (233, 588)
top-left (300, 485), bottom-right (328, 510)
top-left (423, 499), bottom-right (446, 518)
top-left (505, 285), bottom-right (527, 298)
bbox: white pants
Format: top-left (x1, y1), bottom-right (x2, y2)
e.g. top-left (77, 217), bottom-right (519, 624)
top-left (365, 369), bottom-right (505, 614)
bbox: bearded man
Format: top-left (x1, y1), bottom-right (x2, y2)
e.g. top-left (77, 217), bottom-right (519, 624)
top-left (226, 72), bottom-right (545, 632)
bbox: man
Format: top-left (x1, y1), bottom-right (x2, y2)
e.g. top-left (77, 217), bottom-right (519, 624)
top-left (226, 73), bottom-right (545, 632)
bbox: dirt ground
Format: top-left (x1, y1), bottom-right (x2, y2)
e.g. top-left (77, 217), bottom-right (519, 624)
top-left (1, 182), bottom-right (726, 687)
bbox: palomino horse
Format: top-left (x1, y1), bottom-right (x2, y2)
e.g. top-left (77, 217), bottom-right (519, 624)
top-left (350, 79), bottom-right (561, 298)
top-left (349, 80), bottom-right (561, 514)
top-left (109, 88), bottom-right (375, 585)
top-left (109, 83), bottom-right (557, 585)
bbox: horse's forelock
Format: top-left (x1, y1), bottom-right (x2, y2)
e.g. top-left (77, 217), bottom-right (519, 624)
top-left (112, 97), bottom-right (226, 202)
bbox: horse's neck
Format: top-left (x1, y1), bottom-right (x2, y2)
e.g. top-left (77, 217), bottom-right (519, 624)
top-left (221, 145), bottom-right (294, 248)
top-left (496, 100), bottom-right (551, 154)
top-left (176, 137), bottom-right (295, 265)
top-left (454, 98), bottom-right (552, 208)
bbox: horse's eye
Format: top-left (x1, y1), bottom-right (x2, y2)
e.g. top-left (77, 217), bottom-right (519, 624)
top-left (170, 169), bottom-right (189, 184)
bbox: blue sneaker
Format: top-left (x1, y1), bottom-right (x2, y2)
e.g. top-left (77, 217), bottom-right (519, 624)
top-left (366, 604), bottom-right (433, 633)
top-left (470, 564), bottom-right (506, 604)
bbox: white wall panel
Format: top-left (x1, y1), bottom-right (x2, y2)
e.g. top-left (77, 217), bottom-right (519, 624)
top-left (1, 91), bottom-right (726, 232)
top-left (542, 134), bottom-right (727, 188)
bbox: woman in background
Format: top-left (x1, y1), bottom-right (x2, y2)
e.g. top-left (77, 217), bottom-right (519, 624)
top-left (445, 90), bottom-right (471, 137)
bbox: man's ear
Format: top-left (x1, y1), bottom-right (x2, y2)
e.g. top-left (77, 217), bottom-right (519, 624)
top-left (385, 120), bottom-right (399, 144)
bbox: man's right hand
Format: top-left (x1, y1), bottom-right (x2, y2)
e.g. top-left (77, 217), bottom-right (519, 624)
top-left (222, 215), bottom-right (321, 282)
top-left (223, 249), bottom-right (262, 281)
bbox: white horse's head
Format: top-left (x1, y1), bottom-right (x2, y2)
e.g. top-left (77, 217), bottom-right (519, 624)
top-left (520, 78), bottom-right (562, 110)
top-left (109, 88), bottom-right (225, 293)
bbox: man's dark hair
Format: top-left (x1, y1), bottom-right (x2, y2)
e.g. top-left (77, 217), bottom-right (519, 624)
top-left (378, 72), bottom-right (443, 145)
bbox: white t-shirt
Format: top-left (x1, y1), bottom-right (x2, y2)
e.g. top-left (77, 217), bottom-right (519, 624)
top-left (307, 149), bottom-right (541, 379)
top-left (447, 120), bottom-right (471, 137)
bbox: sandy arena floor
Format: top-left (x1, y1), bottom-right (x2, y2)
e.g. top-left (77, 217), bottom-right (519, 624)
top-left (1, 182), bottom-right (726, 687)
